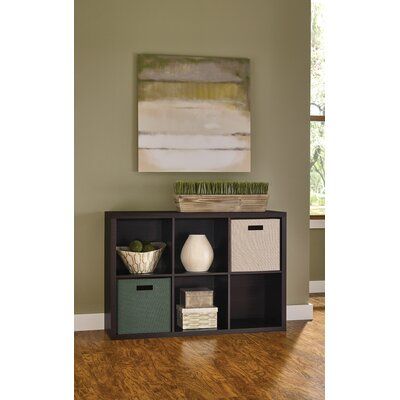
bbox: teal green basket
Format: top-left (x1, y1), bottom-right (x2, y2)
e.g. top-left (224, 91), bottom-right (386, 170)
top-left (117, 278), bottom-right (171, 335)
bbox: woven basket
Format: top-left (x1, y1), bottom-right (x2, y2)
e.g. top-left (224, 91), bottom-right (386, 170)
top-left (116, 242), bottom-right (166, 274)
top-left (231, 219), bottom-right (280, 272)
top-left (174, 194), bottom-right (269, 212)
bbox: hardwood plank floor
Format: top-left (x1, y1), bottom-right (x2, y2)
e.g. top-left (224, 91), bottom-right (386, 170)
top-left (75, 295), bottom-right (324, 399)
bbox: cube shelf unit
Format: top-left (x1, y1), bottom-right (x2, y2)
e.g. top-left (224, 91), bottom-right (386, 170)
top-left (105, 211), bottom-right (286, 339)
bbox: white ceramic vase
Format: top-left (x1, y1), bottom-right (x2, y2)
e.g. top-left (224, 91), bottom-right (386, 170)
top-left (180, 234), bottom-right (214, 272)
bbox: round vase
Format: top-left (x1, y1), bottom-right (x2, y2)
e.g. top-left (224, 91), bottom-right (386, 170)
top-left (180, 234), bottom-right (214, 272)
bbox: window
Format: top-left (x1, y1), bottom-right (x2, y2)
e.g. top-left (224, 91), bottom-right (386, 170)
top-left (310, 0), bottom-right (325, 216)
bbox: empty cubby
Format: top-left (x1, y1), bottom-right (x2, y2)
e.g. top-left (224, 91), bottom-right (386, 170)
top-left (230, 273), bottom-right (283, 329)
top-left (116, 218), bottom-right (173, 275)
top-left (174, 218), bottom-right (228, 273)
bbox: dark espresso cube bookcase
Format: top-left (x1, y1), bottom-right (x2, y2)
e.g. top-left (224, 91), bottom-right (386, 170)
top-left (105, 211), bottom-right (286, 339)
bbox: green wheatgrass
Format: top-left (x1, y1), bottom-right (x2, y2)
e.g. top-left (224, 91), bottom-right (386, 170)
top-left (174, 181), bottom-right (268, 195)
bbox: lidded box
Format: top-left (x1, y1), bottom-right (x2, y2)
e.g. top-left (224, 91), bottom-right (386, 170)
top-left (176, 305), bottom-right (218, 330)
top-left (180, 288), bottom-right (213, 308)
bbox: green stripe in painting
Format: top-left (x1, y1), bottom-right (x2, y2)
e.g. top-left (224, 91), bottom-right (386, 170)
top-left (138, 81), bottom-right (249, 106)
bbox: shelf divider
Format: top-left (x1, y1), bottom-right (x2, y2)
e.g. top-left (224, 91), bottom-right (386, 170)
top-left (116, 273), bottom-right (172, 279)
top-left (175, 271), bottom-right (228, 277)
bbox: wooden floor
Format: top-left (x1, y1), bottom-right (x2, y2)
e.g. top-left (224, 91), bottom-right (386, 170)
top-left (75, 295), bottom-right (324, 400)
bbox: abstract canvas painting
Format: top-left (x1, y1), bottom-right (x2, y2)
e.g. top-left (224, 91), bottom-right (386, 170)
top-left (137, 54), bottom-right (251, 172)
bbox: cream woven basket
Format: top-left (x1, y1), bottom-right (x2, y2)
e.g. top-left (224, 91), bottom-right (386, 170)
top-left (116, 242), bottom-right (166, 274)
top-left (231, 219), bottom-right (280, 272)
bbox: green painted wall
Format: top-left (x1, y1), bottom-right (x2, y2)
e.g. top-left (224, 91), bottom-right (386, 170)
top-left (310, 229), bottom-right (325, 281)
top-left (75, 0), bottom-right (311, 313)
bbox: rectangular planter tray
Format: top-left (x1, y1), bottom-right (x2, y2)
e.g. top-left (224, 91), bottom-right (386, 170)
top-left (174, 194), bottom-right (269, 212)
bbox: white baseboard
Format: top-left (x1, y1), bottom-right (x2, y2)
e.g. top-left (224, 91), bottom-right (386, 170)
top-left (75, 313), bottom-right (104, 331)
top-left (310, 219), bottom-right (325, 229)
top-left (74, 304), bottom-right (313, 332)
top-left (286, 304), bottom-right (313, 321)
top-left (309, 280), bottom-right (325, 293)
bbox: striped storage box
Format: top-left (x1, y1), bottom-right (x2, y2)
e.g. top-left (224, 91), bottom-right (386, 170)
top-left (176, 305), bottom-right (218, 330)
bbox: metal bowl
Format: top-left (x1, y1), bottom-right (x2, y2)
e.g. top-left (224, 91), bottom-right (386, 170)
top-left (116, 242), bottom-right (166, 274)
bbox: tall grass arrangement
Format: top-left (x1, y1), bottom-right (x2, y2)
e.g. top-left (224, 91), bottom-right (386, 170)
top-left (174, 181), bottom-right (269, 195)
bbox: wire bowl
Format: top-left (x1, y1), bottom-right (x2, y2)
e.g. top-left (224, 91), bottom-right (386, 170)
top-left (116, 242), bottom-right (166, 274)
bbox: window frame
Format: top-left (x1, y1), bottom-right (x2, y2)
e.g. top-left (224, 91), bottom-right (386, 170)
top-left (310, 0), bottom-right (325, 220)
top-left (310, 114), bottom-right (325, 219)
top-left (310, 115), bottom-right (325, 122)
